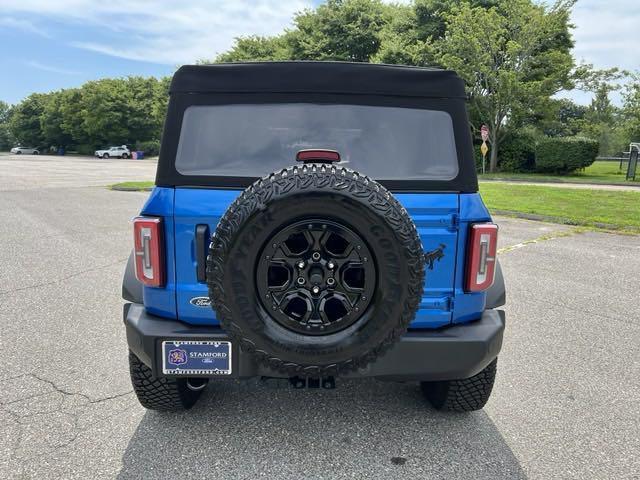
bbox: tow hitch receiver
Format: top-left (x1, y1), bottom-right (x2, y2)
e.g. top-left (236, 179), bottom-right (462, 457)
top-left (290, 376), bottom-right (336, 389)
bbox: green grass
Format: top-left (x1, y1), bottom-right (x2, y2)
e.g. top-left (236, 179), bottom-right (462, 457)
top-left (480, 183), bottom-right (640, 233)
top-left (479, 161), bottom-right (639, 185)
top-left (110, 181), bottom-right (154, 191)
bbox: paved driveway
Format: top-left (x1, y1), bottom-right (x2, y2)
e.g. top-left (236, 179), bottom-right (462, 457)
top-left (0, 154), bottom-right (156, 190)
top-left (0, 156), bottom-right (638, 479)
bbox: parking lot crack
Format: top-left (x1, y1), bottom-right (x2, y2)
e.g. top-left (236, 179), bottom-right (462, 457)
top-left (0, 374), bottom-right (138, 458)
top-left (27, 373), bottom-right (134, 404)
top-left (88, 390), bottom-right (134, 404)
top-left (29, 373), bottom-right (93, 403)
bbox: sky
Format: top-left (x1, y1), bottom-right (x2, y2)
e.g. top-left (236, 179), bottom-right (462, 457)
top-left (0, 0), bottom-right (638, 106)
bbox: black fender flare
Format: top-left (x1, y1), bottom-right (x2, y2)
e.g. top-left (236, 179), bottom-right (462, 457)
top-left (486, 259), bottom-right (505, 309)
top-left (122, 250), bottom-right (143, 304)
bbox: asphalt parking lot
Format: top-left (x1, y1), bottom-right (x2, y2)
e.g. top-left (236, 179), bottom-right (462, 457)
top-left (1, 154), bottom-right (638, 479)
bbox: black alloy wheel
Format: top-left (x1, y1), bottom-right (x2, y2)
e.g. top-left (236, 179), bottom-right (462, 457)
top-left (256, 219), bottom-right (376, 336)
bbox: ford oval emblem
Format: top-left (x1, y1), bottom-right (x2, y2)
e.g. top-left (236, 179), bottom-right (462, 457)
top-left (190, 296), bottom-right (211, 307)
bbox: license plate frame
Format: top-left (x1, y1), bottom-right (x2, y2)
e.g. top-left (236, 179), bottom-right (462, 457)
top-left (162, 340), bottom-right (232, 376)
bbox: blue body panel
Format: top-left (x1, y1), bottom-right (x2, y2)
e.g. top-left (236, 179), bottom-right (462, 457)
top-left (395, 193), bottom-right (458, 328)
top-left (173, 188), bottom-right (238, 323)
top-left (142, 187), bottom-right (492, 329)
top-left (452, 194), bottom-right (492, 323)
top-left (140, 187), bottom-right (177, 318)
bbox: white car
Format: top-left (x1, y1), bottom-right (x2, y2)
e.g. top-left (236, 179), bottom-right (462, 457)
top-left (11, 146), bottom-right (39, 155)
top-left (95, 145), bottom-right (130, 159)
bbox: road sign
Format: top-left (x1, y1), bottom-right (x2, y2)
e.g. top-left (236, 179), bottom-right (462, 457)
top-left (481, 125), bottom-right (489, 142)
top-left (480, 141), bottom-right (489, 174)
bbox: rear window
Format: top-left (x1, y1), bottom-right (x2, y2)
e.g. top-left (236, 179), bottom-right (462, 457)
top-left (175, 103), bottom-right (458, 180)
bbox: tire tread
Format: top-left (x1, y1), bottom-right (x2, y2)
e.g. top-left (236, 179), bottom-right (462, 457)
top-left (128, 352), bottom-right (202, 411)
top-left (422, 359), bottom-right (497, 412)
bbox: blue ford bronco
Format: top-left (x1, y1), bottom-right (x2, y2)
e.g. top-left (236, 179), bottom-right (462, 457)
top-left (123, 62), bottom-right (506, 412)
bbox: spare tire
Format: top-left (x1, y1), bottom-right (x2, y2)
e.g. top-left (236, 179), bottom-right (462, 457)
top-left (207, 164), bottom-right (425, 376)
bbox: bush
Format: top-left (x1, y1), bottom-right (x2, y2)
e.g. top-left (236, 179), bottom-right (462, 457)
top-left (535, 137), bottom-right (599, 174)
top-left (473, 144), bottom-right (483, 172)
top-left (74, 144), bottom-right (98, 155)
top-left (473, 131), bottom-right (536, 173)
top-left (135, 140), bottom-right (160, 156)
top-left (498, 132), bottom-right (536, 172)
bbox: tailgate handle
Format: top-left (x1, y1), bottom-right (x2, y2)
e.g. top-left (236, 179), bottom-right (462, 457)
top-left (195, 224), bottom-right (209, 283)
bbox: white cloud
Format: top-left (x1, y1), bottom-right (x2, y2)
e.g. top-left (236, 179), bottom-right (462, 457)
top-left (554, 0), bottom-right (640, 105)
top-left (24, 60), bottom-right (80, 75)
top-left (570, 0), bottom-right (640, 72)
top-left (1, 0), bottom-right (638, 105)
top-left (0, 0), bottom-right (312, 64)
top-left (3, 0), bottom-right (638, 69)
top-left (0, 16), bottom-right (49, 37)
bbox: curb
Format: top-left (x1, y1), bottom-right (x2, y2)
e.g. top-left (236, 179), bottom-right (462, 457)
top-left (480, 178), bottom-right (640, 189)
top-left (110, 186), bottom-right (153, 192)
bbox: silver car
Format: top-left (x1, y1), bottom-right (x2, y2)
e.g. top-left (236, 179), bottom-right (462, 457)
top-left (94, 145), bottom-right (130, 159)
top-left (11, 146), bottom-right (39, 155)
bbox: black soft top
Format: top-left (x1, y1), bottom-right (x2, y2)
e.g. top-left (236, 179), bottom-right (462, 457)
top-left (158, 62), bottom-right (478, 192)
top-left (170, 62), bottom-right (466, 99)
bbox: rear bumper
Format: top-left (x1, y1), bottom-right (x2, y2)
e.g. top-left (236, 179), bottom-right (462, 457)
top-left (124, 303), bottom-right (505, 381)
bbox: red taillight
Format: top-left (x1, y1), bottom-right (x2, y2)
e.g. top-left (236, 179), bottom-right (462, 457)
top-left (296, 149), bottom-right (341, 163)
top-left (133, 217), bottom-right (165, 287)
top-left (465, 223), bottom-right (498, 292)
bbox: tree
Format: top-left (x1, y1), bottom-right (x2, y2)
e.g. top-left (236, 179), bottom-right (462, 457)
top-left (59, 88), bottom-right (91, 148)
top-left (0, 101), bottom-right (14, 150)
top-left (80, 79), bottom-right (131, 146)
top-left (375, 0), bottom-right (499, 65)
top-left (9, 93), bottom-right (49, 147)
top-left (578, 83), bottom-right (626, 156)
top-left (538, 98), bottom-right (587, 137)
top-left (79, 77), bottom-right (165, 148)
top-left (124, 77), bottom-right (166, 144)
top-left (287, 0), bottom-right (390, 62)
top-left (150, 76), bottom-right (171, 140)
top-left (41, 90), bottom-right (74, 148)
top-left (6, 76), bottom-right (168, 154)
top-left (620, 76), bottom-right (640, 144)
top-left (212, 0), bottom-right (391, 63)
top-left (215, 36), bottom-right (289, 62)
top-left (433, 0), bottom-right (575, 171)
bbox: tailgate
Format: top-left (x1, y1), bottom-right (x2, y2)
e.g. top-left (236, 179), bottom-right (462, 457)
top-left (173, 188), bottom-right (458, 329)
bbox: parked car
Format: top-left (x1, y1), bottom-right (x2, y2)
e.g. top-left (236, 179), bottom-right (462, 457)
top-left (95, 145), bottom-right (130, 159)
top-left (122, 62), bottom-right (506, 413)
top-left (11, 146), bottom-right (39, 155)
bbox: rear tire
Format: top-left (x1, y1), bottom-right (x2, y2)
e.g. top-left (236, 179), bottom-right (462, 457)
top-left (421, 359), bottom-right (497, 412)
top-left (121, 153), bottom-right (129, 159)
top-left (128, 351), bottom-right (205, 411)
